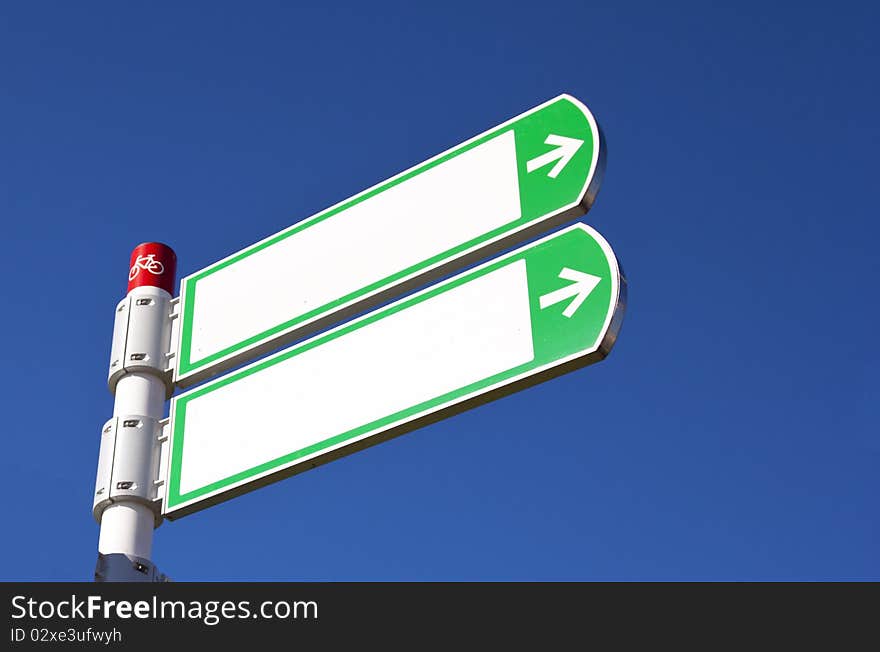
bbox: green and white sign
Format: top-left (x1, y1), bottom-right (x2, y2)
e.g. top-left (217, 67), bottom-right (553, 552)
top-left (163, 223), bottom-right (626, 518)
top-left (174, 94), bottom-right (604, 386)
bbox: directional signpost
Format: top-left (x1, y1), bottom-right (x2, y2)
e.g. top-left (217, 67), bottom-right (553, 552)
top-left (162, 224), bottom-right (625, 518)
top-left (94, 94), bottom-right (625, 581)
top-left (174, 94), bottom-right (604, 386)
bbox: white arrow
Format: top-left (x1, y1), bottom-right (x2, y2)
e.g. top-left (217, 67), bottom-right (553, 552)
top-left (525, 134), bottom-right (584, 179)
top-left (538, 267), bottom-right (601, 318)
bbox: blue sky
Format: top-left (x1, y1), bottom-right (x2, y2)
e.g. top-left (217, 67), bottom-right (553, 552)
top-left (1, 1), bottom-right (877, 580)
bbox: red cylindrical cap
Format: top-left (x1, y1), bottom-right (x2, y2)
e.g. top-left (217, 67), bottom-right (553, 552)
top-left (127, 242), bottom-right (177, 295)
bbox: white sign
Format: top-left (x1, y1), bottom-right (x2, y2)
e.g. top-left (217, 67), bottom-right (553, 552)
top-left (163, 224), bottom-right (625, 518)
top-left (174, 94), bottom-right (604, 386)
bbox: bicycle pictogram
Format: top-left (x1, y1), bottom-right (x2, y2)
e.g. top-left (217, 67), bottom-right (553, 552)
top-left (129, 254), bottom-right (165, 281)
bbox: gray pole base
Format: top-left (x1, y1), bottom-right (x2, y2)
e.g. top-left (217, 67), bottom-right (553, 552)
top-left (94, 552), bottom-right (170, 582)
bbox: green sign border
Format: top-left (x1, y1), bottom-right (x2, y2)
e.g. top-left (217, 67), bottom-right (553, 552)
top-left (165, 223), bottom-right (626, 519)
top-left (175, 94), bottom-right (605, 386)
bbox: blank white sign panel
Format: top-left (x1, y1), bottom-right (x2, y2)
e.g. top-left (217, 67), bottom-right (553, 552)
top-left (188, 132), bottom-right (521, 365)
top-left (176, 260), bottom-right (533, 496)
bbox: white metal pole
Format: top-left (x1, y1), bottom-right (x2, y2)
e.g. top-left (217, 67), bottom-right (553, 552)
top-left (97, 366), bottom-right (167, 561)
top-left (93, 242), bottom-right (176, 581)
